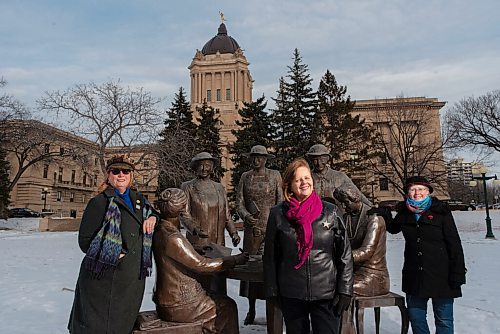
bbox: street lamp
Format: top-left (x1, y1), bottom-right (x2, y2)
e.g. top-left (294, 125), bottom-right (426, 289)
top-left (470, 165), bottom-right (496, 239)
top-left (41, 187), bottom-right (49, 212)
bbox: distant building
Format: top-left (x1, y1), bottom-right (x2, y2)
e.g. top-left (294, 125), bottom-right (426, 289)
top-left (447, 158), bottom-right (473, 184)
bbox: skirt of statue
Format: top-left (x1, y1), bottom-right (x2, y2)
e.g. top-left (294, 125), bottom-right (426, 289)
top-left (156, 293), bottom-right (238, 334)
top-left (353, 267), bottom-right (390, 297)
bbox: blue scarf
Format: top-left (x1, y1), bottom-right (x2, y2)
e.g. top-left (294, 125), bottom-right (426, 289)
top-left (84, 192), bottom-right (154, 279)
top-left (406, 196), bottom-right (432, 221)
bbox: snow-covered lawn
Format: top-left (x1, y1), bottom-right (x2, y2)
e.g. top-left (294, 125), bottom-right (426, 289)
top-left (1, 211), bottom-right (499, 333)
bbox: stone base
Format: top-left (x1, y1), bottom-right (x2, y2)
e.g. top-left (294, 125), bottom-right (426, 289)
top-left (133, 311), bottom-right (203, 334)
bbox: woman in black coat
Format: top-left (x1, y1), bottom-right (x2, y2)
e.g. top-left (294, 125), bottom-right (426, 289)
top-left (263, 158), bottom-right (353, 334)
top-left (68, 155), bottom-right (157, 334)
top-left (387, 176), bottom-right (466, 334)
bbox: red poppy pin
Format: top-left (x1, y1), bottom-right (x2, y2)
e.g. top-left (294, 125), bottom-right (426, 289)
top-left (427, 215), bottom-right (433, 220)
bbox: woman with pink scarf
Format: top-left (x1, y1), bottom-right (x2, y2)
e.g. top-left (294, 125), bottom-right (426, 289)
top-left (263, 158), bottom-right (354, 334)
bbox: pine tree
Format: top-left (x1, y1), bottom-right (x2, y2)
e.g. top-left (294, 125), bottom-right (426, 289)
top-left (157, 87), bottom-right (198, 192)
top-left (195, 101), bottom-right (225, 181)
top-left (270, 49), bottom-right (319, 171)
top-left (229, 95), bottom-right (272, 204)
top-left (317, 69), bottom-right (376, 173)
top-left (0, 147), bottom-right (10, 219)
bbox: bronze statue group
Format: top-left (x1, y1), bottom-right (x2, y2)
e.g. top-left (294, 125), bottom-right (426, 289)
top-left (68, 144), bottom-right (466, 334)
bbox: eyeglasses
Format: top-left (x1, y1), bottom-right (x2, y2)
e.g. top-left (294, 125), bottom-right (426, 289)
top-left (408, 187), bottom-right (428, 193)
top-left (110, 169), bottom-right (131, 175)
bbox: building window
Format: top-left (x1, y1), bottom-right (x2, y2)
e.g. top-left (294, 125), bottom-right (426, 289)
top-left (83, 172), bottom-right (87, 186)
top-left (71, 170), bottom-right (76, 184)
top-left (43, 165), bottom-right (49, 179)
top-left (226, 88), bottom-right (231, 101)
top-left (216, 89), bottom-right (221, 101)
top-left (143, 159), bottom-right (150, 168)
top-left (380, 153), bottom-right (387, 164)
top-left (60, 147), bottom-right (64, 155)
top-left (379, 178), bottom-right (389, 191)
top-left (82, 194), bottom-right (86, 203)
top-left (95, 158), bottom-right (98, 166)
top-left (70, 192), bottom-right (74, 202)
top-left (207, 90), bottom-right (212, 102)
top-left (143, 176), bottom-right (149, 185)
top-left (58, 167), bottom-right (63, 182)
top-left (56, 191), bottom-right (62, 202)
top-left (44, 144), bottom-right (50, 154)
top-left (94, 174), bottom-right (97, 186)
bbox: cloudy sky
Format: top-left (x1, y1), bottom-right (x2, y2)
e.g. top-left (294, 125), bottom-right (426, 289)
top-left (1, 0), bottom-right (500, 167)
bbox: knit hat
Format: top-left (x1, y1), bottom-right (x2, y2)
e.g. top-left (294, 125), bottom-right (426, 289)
top-left (404, 176), bottom-right (433, 194)
top-left (106, 155), bottom-right (135, 171)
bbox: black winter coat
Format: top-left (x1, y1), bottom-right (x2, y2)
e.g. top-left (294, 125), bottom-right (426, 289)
top-left (388, 198), bottom-right (466, 298)
top-left (68, 188), bottom-right (154, 334)
top-left (263, 201), bottom-right (354, 300)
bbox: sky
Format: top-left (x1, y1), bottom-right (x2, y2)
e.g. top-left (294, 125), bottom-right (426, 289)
top-left (1, 211), bottom-right (500, 333)
top-left (1, 0), bottom-right (500, 168)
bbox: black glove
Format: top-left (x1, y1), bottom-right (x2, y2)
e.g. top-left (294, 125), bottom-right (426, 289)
top-left (231, 232), bottom-right (241, 247)
top-left (333, 293), bottom-right (352, 316)
top-left (367, 206), bottom-right (393, 224)
top-left (233, 251), bottom-right (249, 265)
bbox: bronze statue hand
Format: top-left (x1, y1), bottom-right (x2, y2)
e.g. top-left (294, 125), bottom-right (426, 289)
top-left (193, 226), bottom-right (209, 238)
top-left (233, 251), bottom-right (249, 265)
top-left (244, 215), bottom-right (259, 227)
top-left (231, 232), bottom-right (241, 247)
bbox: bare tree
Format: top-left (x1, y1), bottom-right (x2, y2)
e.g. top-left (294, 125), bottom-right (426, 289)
top-left (445, 90), bottom-right (500, 153)
top-left (368, 97), bottom-right (449, 196)
top-left (38, 80), bottom-right (164, 174)
top-left (0, 77), bottom-right (30, 122)
top-left (1, 119), bottom-right (93, 192)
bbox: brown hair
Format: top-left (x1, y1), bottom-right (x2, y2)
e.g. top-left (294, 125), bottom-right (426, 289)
top-left (282, 157), bottom-right (312, 202)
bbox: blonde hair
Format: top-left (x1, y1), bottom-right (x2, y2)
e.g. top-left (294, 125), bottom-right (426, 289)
top-left (282, 157), bottom-right (312, 202)
top-left (96, 170), bottom-right (135, 194)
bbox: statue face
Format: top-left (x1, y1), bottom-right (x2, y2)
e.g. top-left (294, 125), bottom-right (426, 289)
top-left (342, 197), bottom-right (362, 214)
top-left (311, 155), bottom-right (329, 172)
top-left (196, 160), bottom-right (214, 179)
top-left (252, 155), bottom-right (267, 169)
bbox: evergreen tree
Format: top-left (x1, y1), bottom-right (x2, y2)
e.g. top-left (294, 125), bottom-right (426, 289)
top-left (229, 95), bottom-right (272, 204)
top-left (270, 49), bottom-right (319, 171)
top-left (0, 147), bottom-right (10, 219)
top-left (317, 69), bottom-right (377, 173)
top-left (157, 87), bottom-right (197, 193)
top-left (195, 101), bottom-right (225, 181)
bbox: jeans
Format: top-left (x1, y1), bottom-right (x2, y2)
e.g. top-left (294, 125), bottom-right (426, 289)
top-left (281, 297), bottom-right (341, 334)
top-left (406, 294), bottom-right (454, 334)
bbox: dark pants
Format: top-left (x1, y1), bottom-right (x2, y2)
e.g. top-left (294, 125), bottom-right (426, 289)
top-left (406, 295), bottom-right (454, 334)
top-left (281, 297), bottom-right (341, 334)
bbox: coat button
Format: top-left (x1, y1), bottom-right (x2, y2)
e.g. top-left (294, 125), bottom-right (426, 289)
top-left (131, 233), bottom-right (135, 237)
top-left (418, 252), bottom-right (422, 256)
top-left (419, 267), bottom-right (423, 271)
top-left (132, 250), bottom-right (136, 254)
top-left (417, 237), bottom-right (421, 242)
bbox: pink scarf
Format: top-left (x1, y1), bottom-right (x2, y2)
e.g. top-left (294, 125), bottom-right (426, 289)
top-left (285, 191), bottom-right (323, 269)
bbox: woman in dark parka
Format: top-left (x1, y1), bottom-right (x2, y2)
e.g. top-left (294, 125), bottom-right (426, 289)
top-left (68, 155), bottom-right (157, 334)
top-left (387, 176), bottom-right (466, 334)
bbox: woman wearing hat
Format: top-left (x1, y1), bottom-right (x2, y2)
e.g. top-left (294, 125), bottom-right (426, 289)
top-left (68, 155), bottom-right (158, 334)
top-left (236, 145), bottom-right (283, 325)
top-left (387, 176), bottom-right (466, 334)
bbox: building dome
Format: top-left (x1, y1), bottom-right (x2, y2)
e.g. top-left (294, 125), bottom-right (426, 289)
top-left (201, 23), bottom-right (240, 55)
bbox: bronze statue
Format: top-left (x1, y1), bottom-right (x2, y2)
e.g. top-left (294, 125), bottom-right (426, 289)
top-left (153, 188), bottom-right (248, 334)
top-left (334, 187), bottom-right (390, 334)
top-left (306, 144), bottom-right (371, 207)
top-left (236, 145), bottom-right (283, 325)
top-left (180, 152), bottom-right (240, 294)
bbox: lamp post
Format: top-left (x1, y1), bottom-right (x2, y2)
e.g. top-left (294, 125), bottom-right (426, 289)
top-left (470, 166), bottom-right (496, 239)
top-left (41, 187), bottom-right (49, 212)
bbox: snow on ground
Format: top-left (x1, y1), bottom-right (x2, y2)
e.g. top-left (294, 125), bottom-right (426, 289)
top-left (1, 211), bottom-right (500, 333)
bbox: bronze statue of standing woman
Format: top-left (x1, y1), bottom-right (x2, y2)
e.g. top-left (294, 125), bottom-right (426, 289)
top-left (236, 145), bottom-right (283, 325)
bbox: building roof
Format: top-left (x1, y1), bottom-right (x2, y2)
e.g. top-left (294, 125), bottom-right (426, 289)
top-left (201, 23), bottom-right (240, 55)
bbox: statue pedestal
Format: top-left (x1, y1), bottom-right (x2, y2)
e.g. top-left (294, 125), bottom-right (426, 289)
top-left (133, 311), bottom-right (203, 334)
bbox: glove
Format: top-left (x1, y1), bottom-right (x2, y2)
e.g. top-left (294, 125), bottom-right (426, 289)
top-left (233, 251), bottom-right (249, 265)
top-left (222, 252), bottom-right (249, 269)
top-left (193, 227), bottom-right (208, 238)
top-left (333, 293), bottom-right (352, 316)
top-left (231, 232), bottom-right (241, 247)
top-left (367, 206), bottom-right (393, 224)
top-left (449, 281), bottom-right (463, 289)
